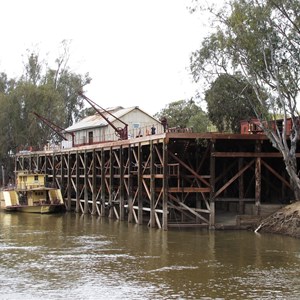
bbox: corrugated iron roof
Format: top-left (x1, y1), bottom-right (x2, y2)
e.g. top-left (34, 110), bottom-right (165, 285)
top-left (65, 106), bottom-right (137, 132)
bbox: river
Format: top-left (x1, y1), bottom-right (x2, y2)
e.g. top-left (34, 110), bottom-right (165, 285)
top-left (0, 212), bottom-right (299, 299)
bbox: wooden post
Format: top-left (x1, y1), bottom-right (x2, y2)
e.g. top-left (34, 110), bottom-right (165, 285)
top-left (67, 153), bottom-right (71, 211)
top-left (162, 140), bottom-right (168, 230)
top-left (108, 147), bottom-right (114, 218)
top-left (92, 150), bottom-right (97, 215)
top-left (150, 140), bottom-right (156, 228)
top-left (128, 145), bottom-right (133, 223)
top-left (196, 151), bottom-right (201, 224)
top-left (84, 151), bottom-right (89, 214)
top-left (255, 141), bottom-right (261, 215)
top-left (52, 154), bottom-right (56, 187)
top-left (101, 148), bottom-right (106, 216)
top-left (209, 140), bottom-right (216, 229)
top-left (59, 152), bottom-right (63, 191)
top-left (44, 155), bottom-right (48, 181)
top-left (138, 142), bottom-right (143, 225)
top-left (238, 157), bottom-right (244, 214)
top-left (120, 146), bottom-right (125, 221)
top-left (75, 151), bottom-right (80, 213)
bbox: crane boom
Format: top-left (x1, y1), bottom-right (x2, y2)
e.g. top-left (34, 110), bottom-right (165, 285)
top-left (32, 112), bottom-right (74, 144)
top-left (79, 92), bottom-right (128, 140)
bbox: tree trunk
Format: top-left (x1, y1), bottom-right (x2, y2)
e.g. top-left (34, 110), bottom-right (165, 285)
top-left (284, 156), bottom-right (300, 201)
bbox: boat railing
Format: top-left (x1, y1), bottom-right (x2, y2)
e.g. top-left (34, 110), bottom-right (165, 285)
top-left (17, 183), bottom-right (45, 190)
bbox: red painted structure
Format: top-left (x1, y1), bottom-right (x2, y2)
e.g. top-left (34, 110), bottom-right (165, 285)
top-left (240, 117), bottom-right (299, 135)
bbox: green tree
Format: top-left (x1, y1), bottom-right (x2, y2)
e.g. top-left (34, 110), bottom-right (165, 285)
top-left (23, 52), bottom-right (43, 85)
top-left (0, 42), bottom-right (91, 174)
top-left (205, 73), bottom-right (260, 133)
top-left (188, 112), bottom-right (210, 133)
top-left (0, 72), bottom-right (16, 94)
top-left (44, 40), bottom-right (91, 126)
top-left (190, 0), bottom-right (300, 200)
top-left (155, 99), bottom-right (209, 132)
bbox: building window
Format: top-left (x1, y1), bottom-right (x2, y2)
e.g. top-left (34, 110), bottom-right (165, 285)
top-left (133, 123), bottom-right (140, 129)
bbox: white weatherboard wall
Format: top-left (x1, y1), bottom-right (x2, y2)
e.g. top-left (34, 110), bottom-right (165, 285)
top-left (65, 107), bottom-right (163, 146)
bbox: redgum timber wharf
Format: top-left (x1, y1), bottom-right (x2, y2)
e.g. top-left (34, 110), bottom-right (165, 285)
top-left (14, 121), bottom-right (298, 229)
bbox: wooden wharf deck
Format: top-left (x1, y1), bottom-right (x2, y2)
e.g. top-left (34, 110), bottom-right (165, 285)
top-left (14, 132), bottom-right (296, 229)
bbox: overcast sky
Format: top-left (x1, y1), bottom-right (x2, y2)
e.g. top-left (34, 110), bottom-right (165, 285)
top-left (0, 0), bottom-right (215, 115)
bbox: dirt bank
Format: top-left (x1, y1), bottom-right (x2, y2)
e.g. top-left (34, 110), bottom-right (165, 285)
top-left (256, 202), bottom-right (300, 238)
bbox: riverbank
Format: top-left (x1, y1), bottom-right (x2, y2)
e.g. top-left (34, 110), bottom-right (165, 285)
top-left (256, 202), bottom-right (300, 238)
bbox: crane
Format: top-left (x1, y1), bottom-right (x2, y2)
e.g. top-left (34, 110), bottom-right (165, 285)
top-left (78, 92), bottom-right (128, 140)
top-left (32, 112), bottom-right (74, 146)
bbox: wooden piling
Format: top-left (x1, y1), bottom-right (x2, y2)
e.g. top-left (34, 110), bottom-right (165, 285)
top-left (14, 132), bottom-right (297, 229)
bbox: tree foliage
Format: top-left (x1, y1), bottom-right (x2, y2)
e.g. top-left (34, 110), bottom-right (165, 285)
top-left (205, 73), bottom-right (260, 133)
top-left (190, 0), bottom-right (300, 199)
top-left (0, 42), bottom-right (91, 177)
top-left (154, 99), bottom-right (209, 132)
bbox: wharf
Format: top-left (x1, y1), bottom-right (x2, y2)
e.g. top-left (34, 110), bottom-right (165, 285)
top-left (15, 132), bottom-right (294, 230)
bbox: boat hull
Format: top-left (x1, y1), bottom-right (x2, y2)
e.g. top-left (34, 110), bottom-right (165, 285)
top-left (5, 204), bottom-right (65, 214)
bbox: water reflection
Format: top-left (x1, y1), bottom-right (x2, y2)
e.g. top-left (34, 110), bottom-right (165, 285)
top-left (0, 212), bottom-right (300, 299)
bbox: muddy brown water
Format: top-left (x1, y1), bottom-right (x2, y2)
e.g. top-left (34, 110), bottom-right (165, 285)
top-left (0, 212), bottom-right (299, 299)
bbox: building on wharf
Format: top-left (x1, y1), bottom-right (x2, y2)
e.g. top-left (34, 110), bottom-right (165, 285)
top-left (14, 131), bottom-right (297, 230)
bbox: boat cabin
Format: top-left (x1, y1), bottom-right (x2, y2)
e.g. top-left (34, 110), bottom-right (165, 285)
top-left (17, 171), bottom-right (47, 190)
